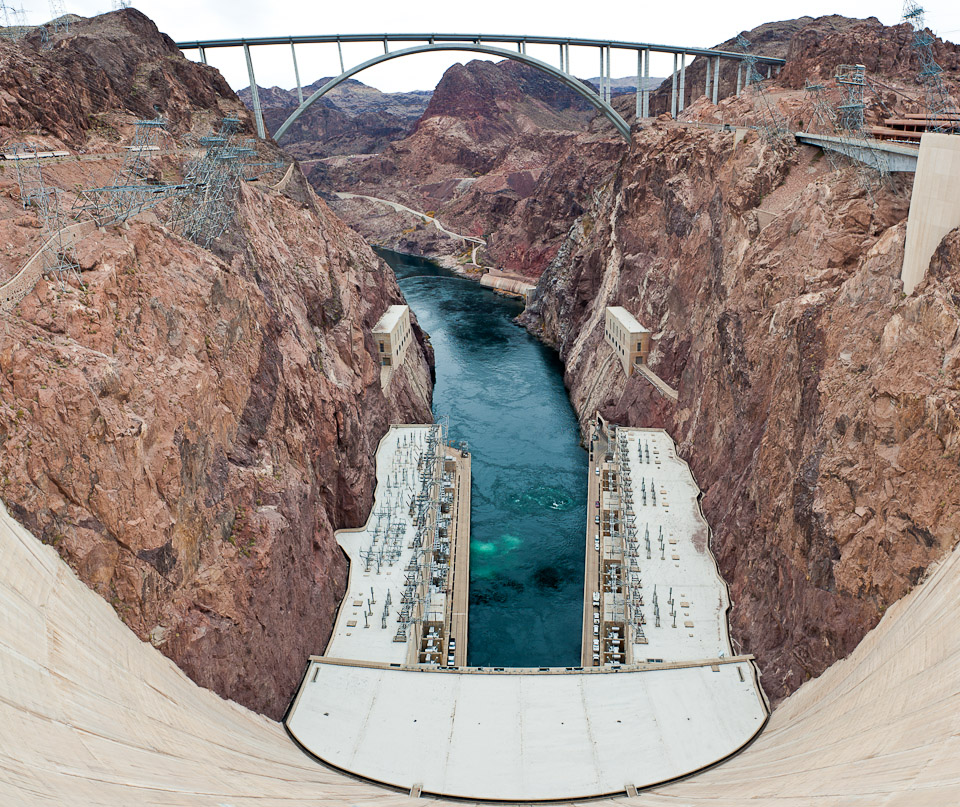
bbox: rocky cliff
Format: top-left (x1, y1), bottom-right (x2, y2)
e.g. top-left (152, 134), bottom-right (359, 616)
top-left (0, 9), bottom-right (241, 144)
top-left (522, 121), bottom-right (960, 700)
top-left (0, 10), bottom-right (433, 719)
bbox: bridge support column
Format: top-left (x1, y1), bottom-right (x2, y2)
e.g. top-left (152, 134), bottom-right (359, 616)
top-left (736, 62), bottom-right (742, 95)
top-left (704, 57), bottom-right (710, 101)
top-left (243, 43), bottom-right (266, 139)
top-left (560, 43), bottom-right (565, 73)
top-left (198, 45), bottom-right (207, 65)
top-left (636, 50), bottom-right (642, 119)
top-left (337, 39), bottom-right (345, 73)
top-left (642, 49), bottom-right (650, 117)
top-left (291, 43), bottom-right (303, 106)
top-left (671, 54), bottom-right (678, 118)
top-left (678, 53), bottom-right (686, 113)
top-left (597, 46), bottom-right (603, 101)
top-left (712, 56), bottom-right (720, 104)
top-left (565, 43), bottom-right (570, 75)
top-left (606, 46), bottom-right (612, 103)
top-left (767, 64), bottom-right (771, 79)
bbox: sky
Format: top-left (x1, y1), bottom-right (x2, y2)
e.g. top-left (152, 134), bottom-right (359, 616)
top-left (13, 0), bottom-right (960, 93)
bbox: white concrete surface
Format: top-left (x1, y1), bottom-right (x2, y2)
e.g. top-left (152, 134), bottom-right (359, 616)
top-left (901, 132), bottom-right (960, 294)
top-left (372, 304), bottom-right (408, 335)
top-left (326, 425), bottom-right (434, 665)
top-left (3, 490), bottom-right (960, 804)
top-left (619, 428), bottom-right (732, 661)
top-left (288, 657), bottom-right (767, 800)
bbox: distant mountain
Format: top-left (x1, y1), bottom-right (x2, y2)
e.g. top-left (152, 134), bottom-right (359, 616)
top-left (584, 75), bottom-right (664, 94)
top-left (238, 78), bottom-right (432, 158)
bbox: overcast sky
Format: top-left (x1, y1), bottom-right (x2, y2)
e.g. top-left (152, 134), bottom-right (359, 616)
top-left (15, 0), bottom-right (960, 93)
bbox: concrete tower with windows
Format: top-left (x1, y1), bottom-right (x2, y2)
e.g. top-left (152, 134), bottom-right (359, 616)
top-left (604, 306), bottom-right (650, 376)
top-left (373, 304), bottom-right (413, 384)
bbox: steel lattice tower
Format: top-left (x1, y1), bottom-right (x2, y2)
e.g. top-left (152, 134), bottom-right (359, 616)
top-left (736, 35), bottom-right (790, 146)
top-left (902, 1), bottom-right (955, 132)
top-left (10, 145), bottom-right (81, 288)
top-left (0, 3), bottom-right (28, 39)
top-left (804, 82), bottom-right (843, 171)
top-left (72, 117), bottom-right (183, 225)
top-left (835, 64), bottom-right (867, 134)
top-left (168, 117), bottom-right (253, 248)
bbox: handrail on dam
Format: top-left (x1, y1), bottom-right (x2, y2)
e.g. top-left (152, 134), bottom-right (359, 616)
top-left (175, 32), bottom-right (785, 141)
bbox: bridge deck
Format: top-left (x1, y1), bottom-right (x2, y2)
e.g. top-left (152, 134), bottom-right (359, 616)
top-left (176, 33), bottom-right (787, 63)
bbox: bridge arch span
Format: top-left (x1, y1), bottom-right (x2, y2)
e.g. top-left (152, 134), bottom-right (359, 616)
top-left (272, 43), bottom-right (632, 143)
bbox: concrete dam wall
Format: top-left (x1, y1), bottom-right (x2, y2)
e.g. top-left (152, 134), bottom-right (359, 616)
top-left (1, 496), bottom-right (958, 805)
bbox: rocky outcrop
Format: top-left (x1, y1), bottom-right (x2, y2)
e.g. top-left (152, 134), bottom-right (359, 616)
top-left (523, 121), bottom-right (960, 700)
top-left (0, 9), bottom-right (245, 144)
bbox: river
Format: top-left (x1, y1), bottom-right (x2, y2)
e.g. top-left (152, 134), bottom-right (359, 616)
top-left (380, 249), bottom-right (587, 668)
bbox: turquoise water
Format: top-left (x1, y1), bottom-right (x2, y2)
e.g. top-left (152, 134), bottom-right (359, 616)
top-left (380, 249), bottom-right (586, 667)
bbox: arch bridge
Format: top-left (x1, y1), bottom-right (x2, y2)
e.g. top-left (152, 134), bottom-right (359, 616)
top-left (175, 33), bottom-right (786, 143)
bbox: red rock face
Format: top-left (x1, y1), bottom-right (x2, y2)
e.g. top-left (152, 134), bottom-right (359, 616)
top-left (0, 11), bottom-right (433, 720)
top-left (0, 170), bottom-right (433, 720)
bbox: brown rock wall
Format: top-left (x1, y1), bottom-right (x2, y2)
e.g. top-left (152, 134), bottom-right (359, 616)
top-left (525, 124), bottom-right (960, 699)
top-left (0, 170), bottom-right (433, 718)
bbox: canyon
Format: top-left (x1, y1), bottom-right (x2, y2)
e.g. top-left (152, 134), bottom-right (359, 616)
top-left (296, 16), bottom-right (960, 702)
top-left (0, 0), bottom-right (956, 749)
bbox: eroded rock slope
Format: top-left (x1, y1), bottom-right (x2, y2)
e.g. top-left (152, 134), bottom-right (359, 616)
top-left (0, 10), bottom-right (432, 718)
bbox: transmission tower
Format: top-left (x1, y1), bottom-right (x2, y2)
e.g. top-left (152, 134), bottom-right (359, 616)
top-left (11, 144), bottom-right (44, 209)
top-left (168, 117), bottom-right (253, 248)
top-left (9, 145), bottom-right (80, 288)
top-left (48, 0), bottom-right (68, 34)
top-left (902, 1), bottom-right (955, 131)
top-left (112, 0), bottom-right (130, 8)
top-left (736, 34), bottom-right (791, 146)
top-left (72, 116), bottom-right (181, 225)
top-left (807, 67), bottom-right (888, 201)
top-left (0, 3), bottom-right (28, 39)
top-left (835, 64), bottom-right (867, 133)
top-left (803, 82), bottom-right (843, 171)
